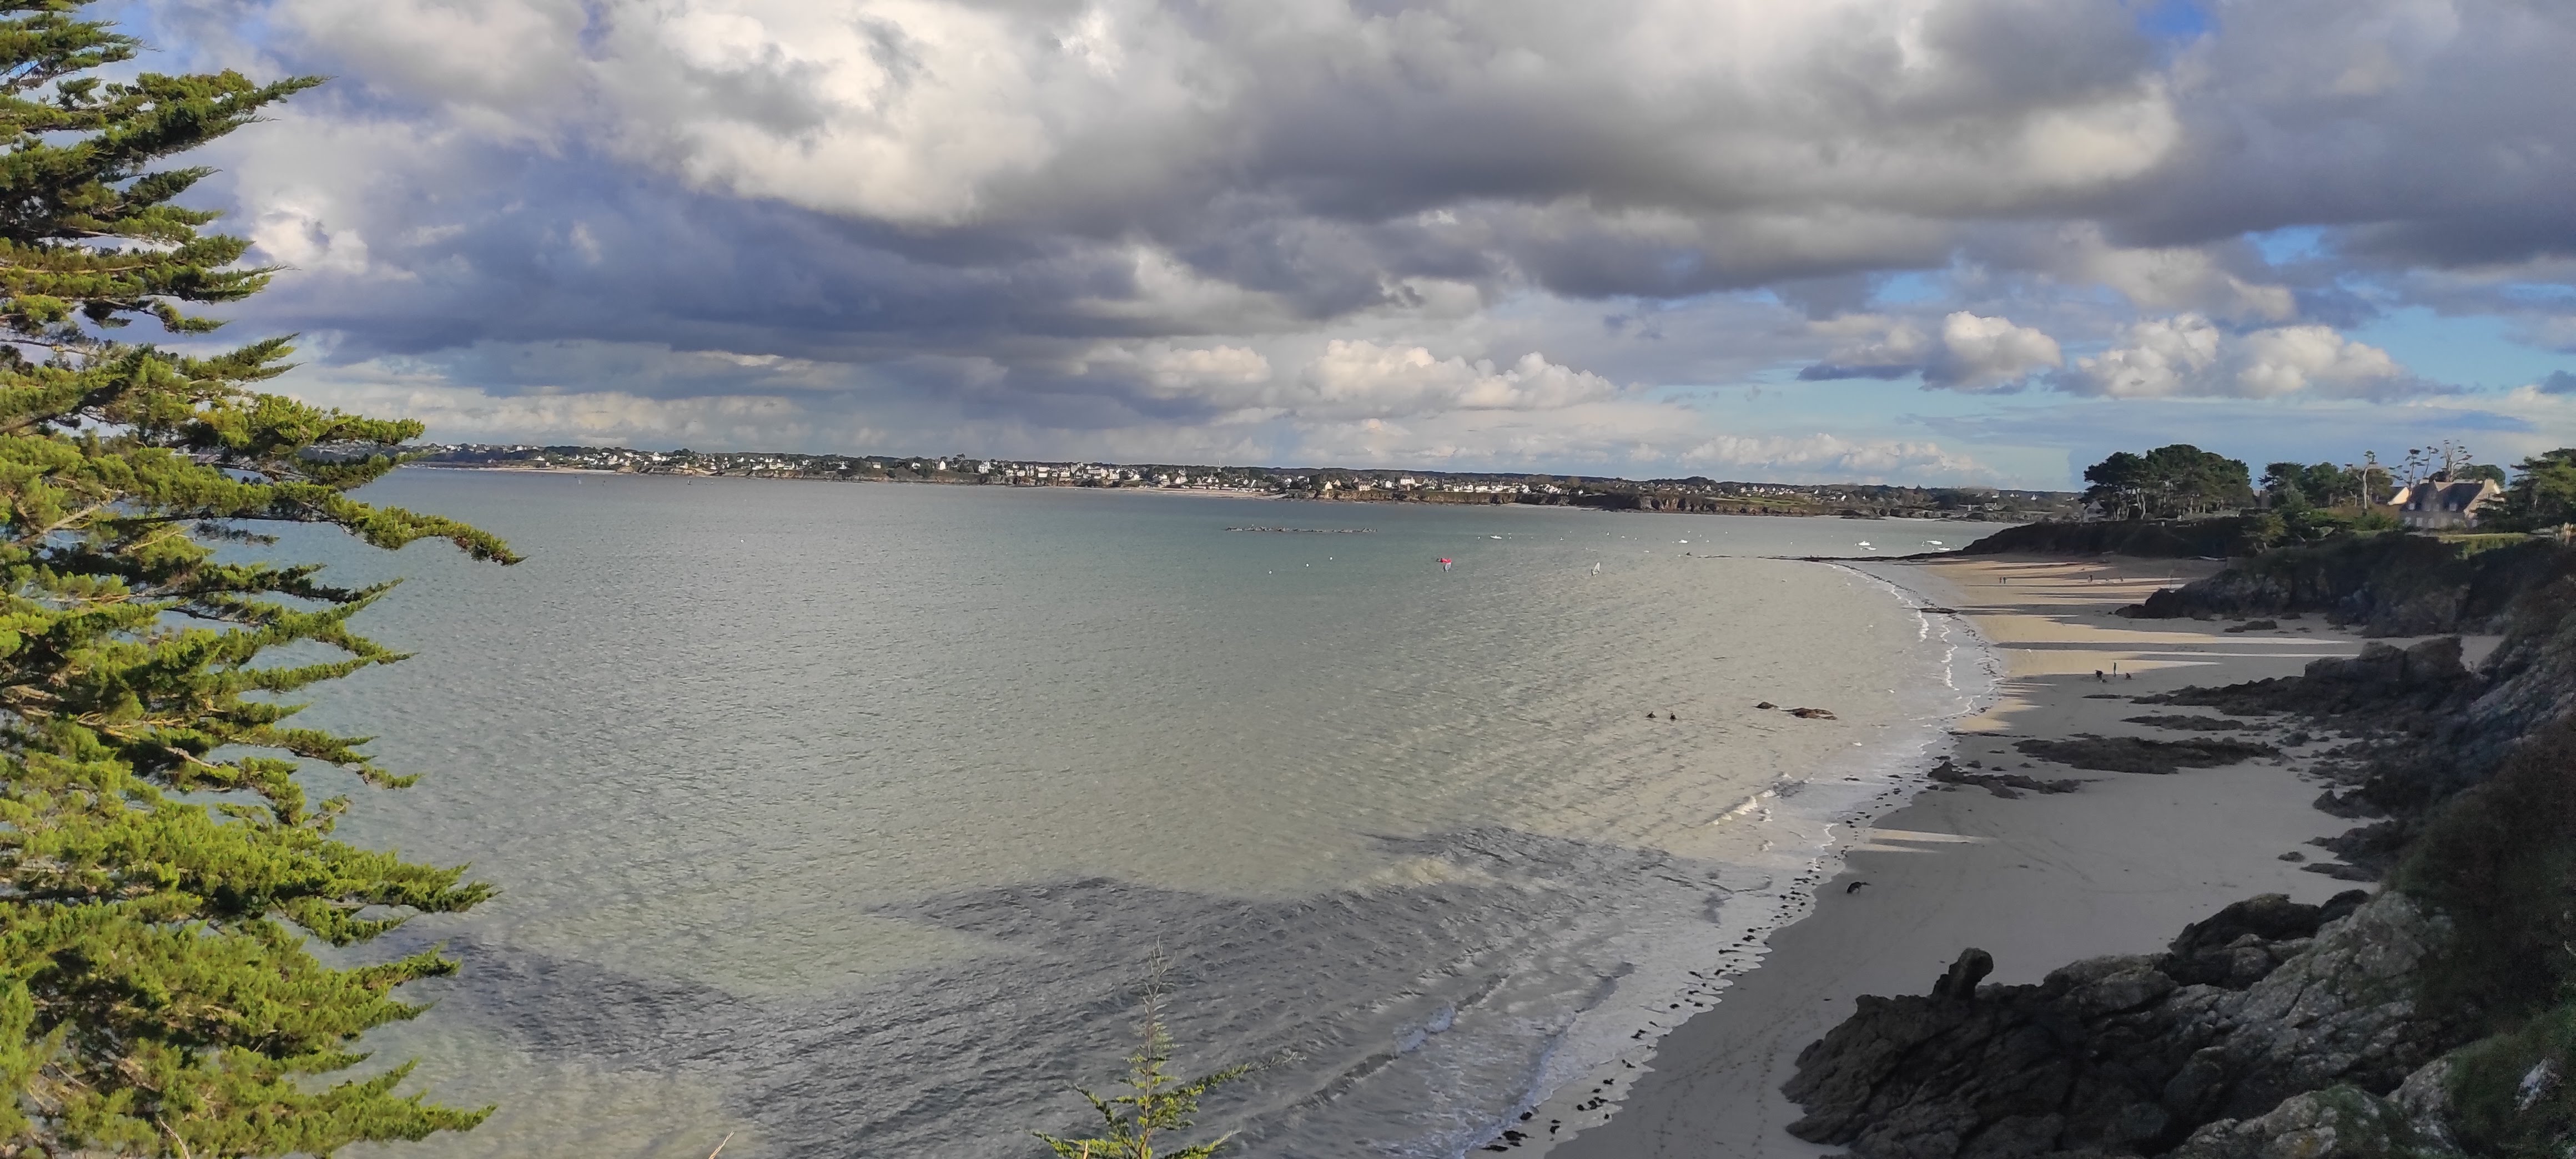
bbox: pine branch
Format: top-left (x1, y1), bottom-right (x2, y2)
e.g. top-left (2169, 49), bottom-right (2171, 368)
top-left (0, 5), bottom-right (508, 1153)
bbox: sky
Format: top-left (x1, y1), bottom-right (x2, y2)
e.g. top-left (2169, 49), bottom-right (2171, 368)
top-left (113, 0), bottom-right (2576, 488)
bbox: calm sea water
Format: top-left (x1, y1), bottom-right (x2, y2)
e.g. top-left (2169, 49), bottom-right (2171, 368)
top-left (293, 471), bottom-right (1985, 1159)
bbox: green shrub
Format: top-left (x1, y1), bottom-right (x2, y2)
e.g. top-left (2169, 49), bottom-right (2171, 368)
top-left (2442, 533), bottom-right (2537, 558)
top-left (2398, 717), bottom-right (2576, 1031)
top-left (2446, 1002), bottom-right (2576, 1158)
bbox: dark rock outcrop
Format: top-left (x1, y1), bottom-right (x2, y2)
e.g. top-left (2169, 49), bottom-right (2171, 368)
top-left (2015, 735), bottom-right (2280, 775)
top-left (2147, 638), bottom-right (2474, 725)
top-left (1933, 949), bottom-right (1996, 1000)
top-left (2119, 536), bottom-right (2573, 638)
top-left (2121, 715), bottom-right (2254, 733)
top-left (1929, 758), bottom-right (2083, 798)
top-left (2165, 1082), bottom-right (2453, 1159)
top-left (2157, 892), bottom-right (2367, 989)
top-left (1783, 892), bottom-right (2446, 1159)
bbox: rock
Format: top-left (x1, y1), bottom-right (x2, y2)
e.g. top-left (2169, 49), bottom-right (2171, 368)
top-left (1756, 701), bottom-right (1779, 709)
top-left (2166, 1085), bottom-right (2452, 1159)
top-left (1791, 707), bottom-right (1839, 719)
top-left (2389, 1057), bottom-right (2457, 1149)
top-left (2222, 619), bottom-right (2280, 633)
top-left (2122, 715), bottom-right (2255, 733)
top-left (2015, 735), bottom-right (2280, 775)
top-left (2305, 638), bottom-right (2467, 693)
top-left (2112, 534), bottom-right (2569, 638)
top-left (1929, 758), bottom-right (2084, 798)
top-left (1933, 949), bottom-right (1995, 1000)
top-left (2156, 892), bottom-right (2365, 990)
top-left (2152, 639), bottom-right (2474, 724)
top-left (1783, 894), bottom-right (2452, 1159)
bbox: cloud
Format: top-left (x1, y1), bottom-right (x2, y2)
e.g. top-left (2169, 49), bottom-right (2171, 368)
top-left (2057, 229), bottom-right (2298, 323)
top-left (99, 0), bottom-right (2576, 488)
top-left (1797, 315), bottom-right (1933, 381)
top-left (1287, 342), bottom-right (1620, 420)
top-left (280, 375), bottom-right (816, 447)
top-left (2056, 314), bottom-right (2225, 397)
top-left (1924, 313), bottom-right (2064, 391)
top-left (2057, 316), bottom-right (2431, 400)
top-left (1678, 434), bottom-right (1989, 481)
top-left (2538, 370), bottom-right (2576, 395)
top-left (1799, 311), bottom-right (2060, 391)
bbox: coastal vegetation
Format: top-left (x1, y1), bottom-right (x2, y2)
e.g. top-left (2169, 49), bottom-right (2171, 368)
top-left (2485, 449), bottom-right (2576, 532)
top-left (0, 5), bottom-right (511, 1153)
top-left (1035, 962), bottom-right (1250, 1159)
top-left (1973, 439), bottom-right (2558, 563)
top-left (2082, 445), bottom-right (2254, 520)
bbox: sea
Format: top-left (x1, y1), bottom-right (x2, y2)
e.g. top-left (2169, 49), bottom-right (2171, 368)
top-left (288, 470), bottom-right (1993, 1159)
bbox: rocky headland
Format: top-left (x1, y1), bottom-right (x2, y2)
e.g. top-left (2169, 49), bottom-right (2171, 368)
top-left (1777, 535), bottom-right (2576, 1159)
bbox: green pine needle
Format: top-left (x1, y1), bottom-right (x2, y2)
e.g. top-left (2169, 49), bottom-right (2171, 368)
top-left (1, 3), bottom-right (512, 1153)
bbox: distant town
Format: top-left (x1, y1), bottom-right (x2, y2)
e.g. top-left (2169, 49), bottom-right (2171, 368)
top-left (404, 444), bottom-right (2081, 522)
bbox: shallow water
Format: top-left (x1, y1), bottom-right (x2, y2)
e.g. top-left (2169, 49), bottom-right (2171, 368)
top-left (292, 472), bottom-right (1981, 1158)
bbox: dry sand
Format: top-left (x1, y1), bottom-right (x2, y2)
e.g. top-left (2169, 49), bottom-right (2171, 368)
top-left (1538, 554), bottom-right (2385, 1158)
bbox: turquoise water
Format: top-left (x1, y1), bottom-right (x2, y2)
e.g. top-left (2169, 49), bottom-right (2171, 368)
top-left (294, 471), bottom-right (1979, 1158)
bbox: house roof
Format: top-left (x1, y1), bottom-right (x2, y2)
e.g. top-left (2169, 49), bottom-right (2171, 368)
top-left (2394, 478), bottom-right (2502, 513)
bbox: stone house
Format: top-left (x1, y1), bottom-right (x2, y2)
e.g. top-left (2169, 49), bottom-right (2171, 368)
top-left (2387, 477), bottom-right (2504, 529)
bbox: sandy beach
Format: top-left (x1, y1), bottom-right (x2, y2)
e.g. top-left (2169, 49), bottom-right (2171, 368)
top-left (1540, 553), bottom-right (2407, 1158)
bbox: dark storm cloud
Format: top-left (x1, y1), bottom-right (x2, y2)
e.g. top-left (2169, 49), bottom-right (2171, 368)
top-left (2105, 1), bottom-right (2576, 263)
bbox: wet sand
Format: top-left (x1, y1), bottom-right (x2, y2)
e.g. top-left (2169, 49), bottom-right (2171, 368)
top-left (1541, 555), bottom-right (2379, 1158)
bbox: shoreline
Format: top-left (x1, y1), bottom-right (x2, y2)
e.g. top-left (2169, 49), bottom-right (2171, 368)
top-left (395, 465), bottom-right (2037, 521)
top-left (1527, 553), bottom-right (2382, 1158)
top-left (1484, 556), bottom-right (2003, 1152)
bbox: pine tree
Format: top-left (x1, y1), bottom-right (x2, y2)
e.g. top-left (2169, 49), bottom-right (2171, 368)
top-left (0, 3), bottom-right (516, 1153)
top-left (1034, 960), bottom-right (1251, 1159)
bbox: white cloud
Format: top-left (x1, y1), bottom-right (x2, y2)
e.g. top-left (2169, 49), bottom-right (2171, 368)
top-left (1678, 433), bottom-right (1988, 481)
top-left (1287, 341), bottom-right (1619, 420)
top-left (1802, 311), bottom-right (2059, 390)
top-left (1802, 314), bottom-right (1933, 378)
top-left (2227, 326), bottom-right (2414, 398)
top-left (2059, 314), bottom-right (2223, 397)
top-left (283, 376), bottom-right (813, 446)
top-left (1924, 312), bottom-right (2062, 391)
top-left (2061, 316), bottom-right (2424, 399)
top-left (2062, 229), bottom-right (2298, 322)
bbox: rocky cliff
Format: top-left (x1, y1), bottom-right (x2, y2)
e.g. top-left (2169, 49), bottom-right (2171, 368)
top-left (2122, 536), bottom-right (2573, 637)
